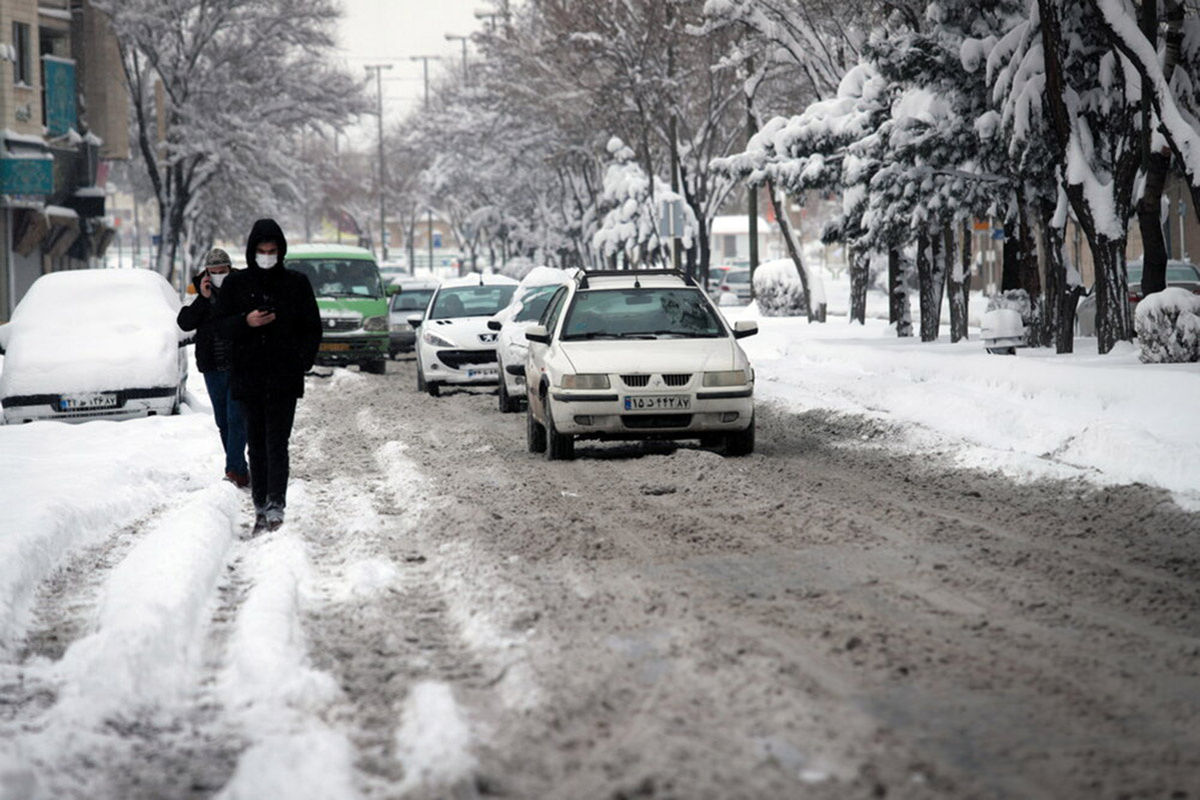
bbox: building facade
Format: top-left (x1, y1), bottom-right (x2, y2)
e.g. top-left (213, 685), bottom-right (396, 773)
top-left (0, 0), bottom-right (125, 322)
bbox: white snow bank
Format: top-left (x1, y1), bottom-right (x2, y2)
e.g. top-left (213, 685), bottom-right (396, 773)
top-left (217, 730), bottom-right (358, 800)
top-left (724, 305), bottom-right (1200, 508)
top-left (753, 259), bottom-right (808, 317)
top-left (395, 681), bottom-right (477, 792)
top-left (0, 413), bottom-right (222, 655)
top-left (1135, 287), bottom-right (1200, 363)
top-left (51, 483), bottom-right (240, 720)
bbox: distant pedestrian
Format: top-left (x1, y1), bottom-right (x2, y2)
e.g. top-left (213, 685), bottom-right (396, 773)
top-left (215, 219), bottom-right (321, 533)
top-left (177, 248), bottom-right (249, 488)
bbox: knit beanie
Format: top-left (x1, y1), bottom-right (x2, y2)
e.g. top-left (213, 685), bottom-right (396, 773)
top-left (205, 248), bottom-right (232, 269)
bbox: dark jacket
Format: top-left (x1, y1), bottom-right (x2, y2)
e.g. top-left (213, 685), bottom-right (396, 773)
top-left (176, 272), bottom-right (233, 373)
top-left (214, 218), bottom-right (322, 400)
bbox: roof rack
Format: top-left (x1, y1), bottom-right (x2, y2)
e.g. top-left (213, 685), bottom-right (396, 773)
top-left (578, 268), bottom-right (697, 290)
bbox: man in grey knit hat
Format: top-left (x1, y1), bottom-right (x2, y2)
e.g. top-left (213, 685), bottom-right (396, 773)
top-left (177, 248), bottom-right (249, 487)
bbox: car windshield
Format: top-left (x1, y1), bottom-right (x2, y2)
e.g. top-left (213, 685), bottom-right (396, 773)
top-left (560, 288), bottom-right (725, 340)
top-left (514, 285), bottom-right (561, 322)
top-left (391, 289), bottom-right (435, 312)
top-left (290, 259), bottom-right (384, 298)
top-left (430, 285), bottom-right (517, 319)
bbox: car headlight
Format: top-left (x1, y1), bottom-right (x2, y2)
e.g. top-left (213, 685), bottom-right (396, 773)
top-left (423, 330), bottom-right (456, 348)
top-left (703, 370), bottom-right (748, 387)
top-left (363, 315), bottom-right (388, 332)
top-left (560, 373), bottom-right (610, 390)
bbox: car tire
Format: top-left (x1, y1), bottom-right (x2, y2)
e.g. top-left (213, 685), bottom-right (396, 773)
top-left (545, 399), bottom-right (575, 461)
top-left (417, 363), bottom-right (427, 392)
top-left (526, 401), bottom-right (546, 453)
top-left (724, 415), bottom-right (755, 457)
top-left (498, 367), bottom-right (519, 414)
top-left (427, 381), bottom-right (441, 398)
top-left (986, 346), bottom-right (1016, 356)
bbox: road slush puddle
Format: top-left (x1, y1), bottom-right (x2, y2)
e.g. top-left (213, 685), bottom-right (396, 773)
top-left (287, 359), bottom-right (1200, 800)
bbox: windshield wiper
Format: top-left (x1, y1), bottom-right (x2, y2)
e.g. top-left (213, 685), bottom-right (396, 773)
top-left (561, 332), bottom-right (625, 340)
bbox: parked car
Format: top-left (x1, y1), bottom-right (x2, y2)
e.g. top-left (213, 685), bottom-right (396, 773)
top-left (714, 268), bottom-right (752, 305)
top-left (523, 269), bottom-right (758, 460)
top-left (705, 264), bottom-right (737, 294)
top-left (387, 277), bottom-right (439, 357)
top-left (286, 244), bottom-right (389, 374)
top-left (490, 267), bottom-right (579, 413)
top-left (410, 274), bottom-right (518, 397)
top-left (0, 269), bottom-right (188, 424)
top-left (1077, 260), bottom-right (1200, 336)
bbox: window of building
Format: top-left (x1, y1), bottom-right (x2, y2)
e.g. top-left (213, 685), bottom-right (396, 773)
top-left (12, 22), bottom-right (31, 85)
top-left (723, 234), bottom-right (737, 259)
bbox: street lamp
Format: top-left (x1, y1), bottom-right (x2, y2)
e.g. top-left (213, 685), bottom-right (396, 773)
top-left (409, 55), bottom-right (440, 109)
top-left (364, 63), bottom-right (393, 261)
top-left (444, 34), bottom-right (469, 84)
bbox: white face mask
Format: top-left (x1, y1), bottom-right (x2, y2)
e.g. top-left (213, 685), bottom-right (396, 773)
top-left (209, 271), bottom-right (228, 288)
top-left (257, 253), bottom-right (278, 269)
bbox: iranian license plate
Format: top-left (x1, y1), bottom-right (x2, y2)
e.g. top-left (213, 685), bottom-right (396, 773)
top-left (60, 392), bottom-right (118, 411)
top-left (467, 367), bottom-right (498, 379)
top-left (624, 395), bottom-right (691, 411)
top-left (320, 342), bottom-right (350, 351)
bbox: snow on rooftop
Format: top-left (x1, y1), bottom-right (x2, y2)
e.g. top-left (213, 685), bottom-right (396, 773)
top-left (711, 215), bottom-right (772, 235)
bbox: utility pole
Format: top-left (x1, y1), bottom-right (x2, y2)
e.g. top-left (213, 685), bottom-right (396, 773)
top-left (409, 55), bottom-right (439, 110)
top-left (444, 34), bottom-right (469, 84)
top-left (365, 63), bottom-right (393, 260)
top-left (746, 57), bottom-right (760, 299)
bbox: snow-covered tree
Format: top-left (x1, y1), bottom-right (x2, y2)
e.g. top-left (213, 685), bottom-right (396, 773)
top-left (96, 0), bottom-right (365, 284)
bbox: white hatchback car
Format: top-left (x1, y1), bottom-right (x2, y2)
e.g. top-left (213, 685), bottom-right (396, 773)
top-left (0, 269), bottom-right (188, 424)
top-left (410, 273), bottom-right (518, 397)
top-left (524, 269), bottom-right (757, 460)
top-left (489, 266), bottom-right (579, 413)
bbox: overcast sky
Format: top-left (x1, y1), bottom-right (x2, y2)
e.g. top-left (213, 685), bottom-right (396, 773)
top-left (335, 0), bottom-right (485, 136)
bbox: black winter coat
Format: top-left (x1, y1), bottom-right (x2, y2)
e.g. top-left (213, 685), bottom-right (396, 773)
top-left (214, 219), bottom-right (322, 400)
top-left (176, 273), bottom-right (233, 373)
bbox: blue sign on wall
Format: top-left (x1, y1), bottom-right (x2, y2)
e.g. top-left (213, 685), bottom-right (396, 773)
top-left (0, 157), bottom-right (53, 195)
top-left (433, 232), bottom-right (443, 248)
top-left (43, 57), bottom-right (77, 137)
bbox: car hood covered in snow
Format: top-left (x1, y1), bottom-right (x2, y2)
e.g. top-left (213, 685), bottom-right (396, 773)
top-left (558, 338), bottom-right (745, 376)
top-left (0, 270), bottom-right (183, 398)
top-left (423, 316), bottom-right (498, 349)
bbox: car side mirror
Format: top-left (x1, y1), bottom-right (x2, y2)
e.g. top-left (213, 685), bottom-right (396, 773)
top-left (525, 324), bottom-right (551, 345)
top-left (407, 313), bottom-right (424, 329)
top-left (487, 319), bottom-right (502, 331)
top-left (732, 320), bottom-right (758, 339)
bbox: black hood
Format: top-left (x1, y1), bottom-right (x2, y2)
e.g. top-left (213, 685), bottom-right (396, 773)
top-left (245, 218), bottom-right (288, 272)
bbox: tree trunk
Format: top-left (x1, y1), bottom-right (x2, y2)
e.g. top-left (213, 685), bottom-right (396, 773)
top-left (765, 178), bottom-right (812, 322)
top-left (888, 248), bottom-right (912, 337)
top-left (916, 229), bottom-right (947, 342)
top-left (1094, 235), bottom-right (1133, 353)
top-left (849, 247), bottom-right (868, 325)
top-left (1038, 208), bottom-right (1082, 354)
top-left (1136, 0), bottom-right (1169, 297)
top-left (949, 222), bottom-right (970, 342)
top-left (1016, 197), bottom-right (1046, 345)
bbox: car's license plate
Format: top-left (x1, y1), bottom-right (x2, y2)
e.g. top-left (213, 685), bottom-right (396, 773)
top-left (624, 395), bottom-right (691, 411)
top-left (467, 367), bottom-right (498, 378)
top-left (60, 392), bottom-right (118, 411)
top-left (320, 342), bottom-right (350, 351)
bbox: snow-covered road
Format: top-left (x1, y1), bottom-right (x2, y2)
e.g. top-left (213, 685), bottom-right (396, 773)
top-left (1, 339), bottom-right (1198, 799)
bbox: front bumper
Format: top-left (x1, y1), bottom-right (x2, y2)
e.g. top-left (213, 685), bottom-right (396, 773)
top-left (423, 347), bottom-right (501, 385)
top-left (546, 385), bottom-right (754, 438)
top-left (389, 329), bottom-right (417, 352)
top-left (316, 334), bottom-right (387, 365)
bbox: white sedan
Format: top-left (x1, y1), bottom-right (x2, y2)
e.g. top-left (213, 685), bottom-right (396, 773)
top-left (524, 269), bottom-right (757, 460)
top-left (410, 274), bottom-right (518, 397)
top-left (0, 269), bottom-right (188, 424)
top-left (490, 266), bottom-right (578, 413)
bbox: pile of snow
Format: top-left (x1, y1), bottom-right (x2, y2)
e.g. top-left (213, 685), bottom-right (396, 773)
top-left (498, 256), bottom-right (537, 280)
top-left (986, 288), bottom-right (1034, 326)
top-left (1135, 287), bottom-right (1200, 363)
top-left (753, 259), bottom-right (808, 317)
top-left (0, 269), bottom-right (183, 397)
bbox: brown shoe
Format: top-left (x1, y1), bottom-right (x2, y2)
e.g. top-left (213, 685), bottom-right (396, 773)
top-left (224, 470), bottom-right (250, 489)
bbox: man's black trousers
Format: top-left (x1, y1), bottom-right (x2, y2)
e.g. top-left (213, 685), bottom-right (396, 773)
top-left (240, 392), bottom-right (298, 509)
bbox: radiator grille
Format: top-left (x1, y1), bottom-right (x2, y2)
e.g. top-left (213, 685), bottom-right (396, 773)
top-left (621, 374), bottom-right (650, 387)
top-left (662, 373), bottom-right (692, 387)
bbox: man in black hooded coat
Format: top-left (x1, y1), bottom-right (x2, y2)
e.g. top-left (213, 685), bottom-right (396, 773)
top-left (215, 218), bottom-right (322, 533)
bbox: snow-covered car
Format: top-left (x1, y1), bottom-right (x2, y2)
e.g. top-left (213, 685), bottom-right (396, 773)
top-left (411, 274), bottom-right (518, 397)
top-left (388, 276), bottom-right (439, 357)
top-left (523, 269), bottom-right (758, 460)
top-left (0, 269), bottom-right (188, 424)
top-left (490, 266), bottom-right (578, 413)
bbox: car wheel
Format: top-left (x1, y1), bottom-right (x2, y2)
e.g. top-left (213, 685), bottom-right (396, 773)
top-left (545, 399), bottom-right (575, 461)
top-left (417, 363), bottom-right (427, 392)
top-left (986, 346), bottom-right (1016, 356)
top-left (427, 381), bottom-right (441, 398)
top-left (498, 366), bottom-right (519, 413)
top-left (724, 414), bottom-right (755, 457)
top-left (526, 401), bottom-right (546, 453)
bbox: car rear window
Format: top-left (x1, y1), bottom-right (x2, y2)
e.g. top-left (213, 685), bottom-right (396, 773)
top-left (430, 285), bottom-right (517, 319)
top-left (724, 271), bottom-right (750, 284)
top-left (1166, 265), bottom-right (1200, 281)
top-left (391, 290), bottom-right (434, 311)
top-left (560, 288), bottom-right (724, 340)
top-left (514, 285), bottom-right (561, 322)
